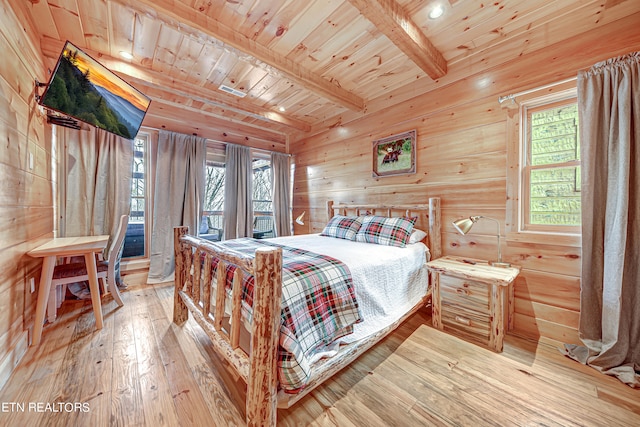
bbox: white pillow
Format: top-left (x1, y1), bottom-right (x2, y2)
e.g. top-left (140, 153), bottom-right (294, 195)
top-left (408, 228), bottom-right (427, 244)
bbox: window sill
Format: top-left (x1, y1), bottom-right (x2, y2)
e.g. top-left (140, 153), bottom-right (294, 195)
top-left (121, 258), bottom-right (150, 273)
top-left (506, 231), bottom-right (581, 248)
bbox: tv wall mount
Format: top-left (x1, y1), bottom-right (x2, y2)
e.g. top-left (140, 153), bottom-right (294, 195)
top-left (35, 79), bottom-right (81, 130)
top-left (34, 79), bottom-right (47, 102)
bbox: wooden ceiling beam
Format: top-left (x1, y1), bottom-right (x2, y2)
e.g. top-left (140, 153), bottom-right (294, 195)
top-left (144, 98), bottom-right (287, 148)
top-left (348, 0), bottom-right (447, 80)
top-left (39, 37), bottom-right (310, 133)
top-left (111, 0), bottom-right (365, 112)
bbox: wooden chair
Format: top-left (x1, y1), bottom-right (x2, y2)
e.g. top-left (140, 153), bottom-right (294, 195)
top-left (47, 215), bottom-right (129, 323)
top-left (253, 215), bottom-right (275, 238)
top-left (199, 214), bottom-right (224, 242)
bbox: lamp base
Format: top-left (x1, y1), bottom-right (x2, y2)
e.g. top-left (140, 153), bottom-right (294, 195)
top-left (489, 261), bottom-right (512, 268)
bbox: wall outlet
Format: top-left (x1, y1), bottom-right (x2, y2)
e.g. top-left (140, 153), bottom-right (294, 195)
top-left (29, 277), bottom-right (35, 293)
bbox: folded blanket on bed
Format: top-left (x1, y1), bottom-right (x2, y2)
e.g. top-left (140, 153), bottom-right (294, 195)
top-left (209, 238), bottom-right (362, 392)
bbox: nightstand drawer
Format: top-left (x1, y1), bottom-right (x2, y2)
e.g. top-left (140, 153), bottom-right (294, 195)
top-left (440, 275), bottom-right (490, 315)
top-left (440, 275), bottom-right (490, 341)
top-left (441, 302), bottom-right (490, 340)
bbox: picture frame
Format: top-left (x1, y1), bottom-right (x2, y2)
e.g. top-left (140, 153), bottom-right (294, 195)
top-left (372, 129), bottom-right (416, 177)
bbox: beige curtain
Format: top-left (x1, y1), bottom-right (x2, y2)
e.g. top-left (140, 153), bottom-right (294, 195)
top-left (223, 144), bottom-right (253, 239)
top-left (271, 152), bottom-right (291, 237)
top-left (564, 52), bottom-right (640, 388)
top-left (147, 131), bottom-right (207, 283)
top-left (62, 126), bottom-right (133, 245)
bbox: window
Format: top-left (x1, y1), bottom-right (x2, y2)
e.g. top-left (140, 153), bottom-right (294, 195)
top-left (204, 163), bottom-right (225, 212)
top-left (521, 94), bottom-right (581, 233)
top-left (203, 162), bottom-right (225, 234)
top-left (122, 134), bottom-right (148, 258)
top-left (252, 157), bottom-right (274, 238)
top-left (200, 146), bottom-right (273, 240)
top-left (252, 157), bottom-right (272, 214)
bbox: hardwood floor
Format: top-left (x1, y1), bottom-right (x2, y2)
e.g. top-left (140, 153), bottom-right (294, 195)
top-left (0, 282), bottom-right (638, 426)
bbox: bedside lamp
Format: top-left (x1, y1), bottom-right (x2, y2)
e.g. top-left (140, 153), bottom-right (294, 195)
top-left (295, 211), bottom-right (305, 226)
top-left (452, 216), bottom-right (511, 268)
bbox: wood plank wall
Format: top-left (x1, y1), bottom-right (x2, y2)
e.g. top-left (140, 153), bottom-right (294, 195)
top-left (291, 13), bottom-right (640, 345)
top-left (0, 0), bottom-right (50, 388)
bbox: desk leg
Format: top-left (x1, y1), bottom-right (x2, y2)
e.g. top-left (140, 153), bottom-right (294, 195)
top-left (85, 253), bottom-right (103, 330)
top-left (32, 256), bottom-right (56, 346)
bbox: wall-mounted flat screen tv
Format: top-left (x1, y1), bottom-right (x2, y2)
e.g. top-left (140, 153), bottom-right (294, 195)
top-left (38, 41), bottom-right (151, 140)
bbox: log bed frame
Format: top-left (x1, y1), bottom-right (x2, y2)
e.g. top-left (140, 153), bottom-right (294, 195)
top-left (173, 197), bottom-right (441, 426)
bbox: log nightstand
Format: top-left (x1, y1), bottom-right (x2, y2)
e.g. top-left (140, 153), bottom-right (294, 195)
top-left (426, 256), bottom-right (521, 352)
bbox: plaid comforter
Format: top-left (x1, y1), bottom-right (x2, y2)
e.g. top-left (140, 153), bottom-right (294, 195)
top-left (209, 238), bottom-right (362, 392)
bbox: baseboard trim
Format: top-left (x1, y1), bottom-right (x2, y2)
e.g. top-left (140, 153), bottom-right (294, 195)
top-left (0, 330), bottom-right (28, 391)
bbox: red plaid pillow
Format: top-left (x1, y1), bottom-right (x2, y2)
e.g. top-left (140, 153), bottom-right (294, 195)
top-left (355, 216), bottom-right (416, 247)
top-left (320, 215), bottom-right (363, 240)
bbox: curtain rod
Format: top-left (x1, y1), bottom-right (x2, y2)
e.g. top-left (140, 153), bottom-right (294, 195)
top-left (498, 76), bottom-right (577, 104)
top-left (140, 126), bottom-right (290, 156)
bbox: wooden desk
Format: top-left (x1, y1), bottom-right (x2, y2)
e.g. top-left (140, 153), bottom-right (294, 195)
top-left (28, 235), bottom-right (109, 345)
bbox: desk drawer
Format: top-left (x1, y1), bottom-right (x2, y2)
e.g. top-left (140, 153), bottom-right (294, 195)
top-left (439, 275), bottom-right (490, 341)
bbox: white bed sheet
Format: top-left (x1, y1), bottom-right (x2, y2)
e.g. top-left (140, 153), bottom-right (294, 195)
top-left (269, 234), bottom-right (430, 344)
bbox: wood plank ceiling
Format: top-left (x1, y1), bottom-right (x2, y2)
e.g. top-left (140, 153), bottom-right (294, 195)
top-left (20, 0), bottom-right (640, 147)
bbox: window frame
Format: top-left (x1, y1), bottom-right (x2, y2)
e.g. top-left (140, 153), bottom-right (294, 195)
top-left (130, 135), bottom-right (147, 225)
top-left (200, 144), bottom-right (276, 240)
top-left (122, 132), bottom-right (150, 261)
top-left (520, 96), bottom-right (581, 234)
top-left (505, 85), bottom-right (581, 240)
top-left (251, 155), bottom-right (273, 216)
top-left (202, 161), bottom-right (226, 238)
top-left (120, 131), bottom-right (157, 273)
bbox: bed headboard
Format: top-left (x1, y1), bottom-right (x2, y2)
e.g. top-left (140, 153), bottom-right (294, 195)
top-left (326, 197), bottom-right (442, 259)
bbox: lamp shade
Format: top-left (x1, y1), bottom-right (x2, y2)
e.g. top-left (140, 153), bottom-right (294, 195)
top-left (451, 215), bottom-right (511, 267)
top-left (295, 211), bottom-right (306, 226)
top-left (452, 217), bottom-right (476, 235)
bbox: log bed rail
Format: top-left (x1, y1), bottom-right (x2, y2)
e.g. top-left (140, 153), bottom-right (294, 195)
top-left (173, 197), bottom-right (441, 426)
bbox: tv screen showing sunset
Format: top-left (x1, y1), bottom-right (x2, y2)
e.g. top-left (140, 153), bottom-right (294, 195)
top-left (40, 41), bottom-right (150, 139)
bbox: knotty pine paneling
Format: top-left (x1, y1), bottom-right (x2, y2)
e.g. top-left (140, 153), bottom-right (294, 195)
top-left (0, 0), bottom-right (50, 388)
top-left (0, 207), bottom-right (52, 265)
top-left (514, 312), bottom-right (581, 347)
top-left (515, 270), bottom-right (581, 312)
top-left (514, 297), bottom-right (580, 328)
top-left (350, 9), bottom-right (640, 133)
top-left (0, 166), bottom-right (52, 208)
top-left (291, 16), bottom-right (640, 345)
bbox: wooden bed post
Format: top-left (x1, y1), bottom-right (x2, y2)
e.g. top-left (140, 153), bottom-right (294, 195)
top-left (173, 226), bottom-right (189, 324)
top-left (246, 247), bottom-right (283, 427)
top-left (326, 200), bottom-right (334, 222)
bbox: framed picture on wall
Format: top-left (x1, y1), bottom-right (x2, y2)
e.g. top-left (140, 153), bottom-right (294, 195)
top-left (372, 129), bottom-right (416, 177)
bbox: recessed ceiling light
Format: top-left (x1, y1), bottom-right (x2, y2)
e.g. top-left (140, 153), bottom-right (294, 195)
top-left (278, 106), bottom-right (286, 112)
top-left (476, 77), bottom-right (491, 89)
top-left (119, 51), bottom-right (133, 60)
top-left (428, 4), bottom-right (444, 20)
